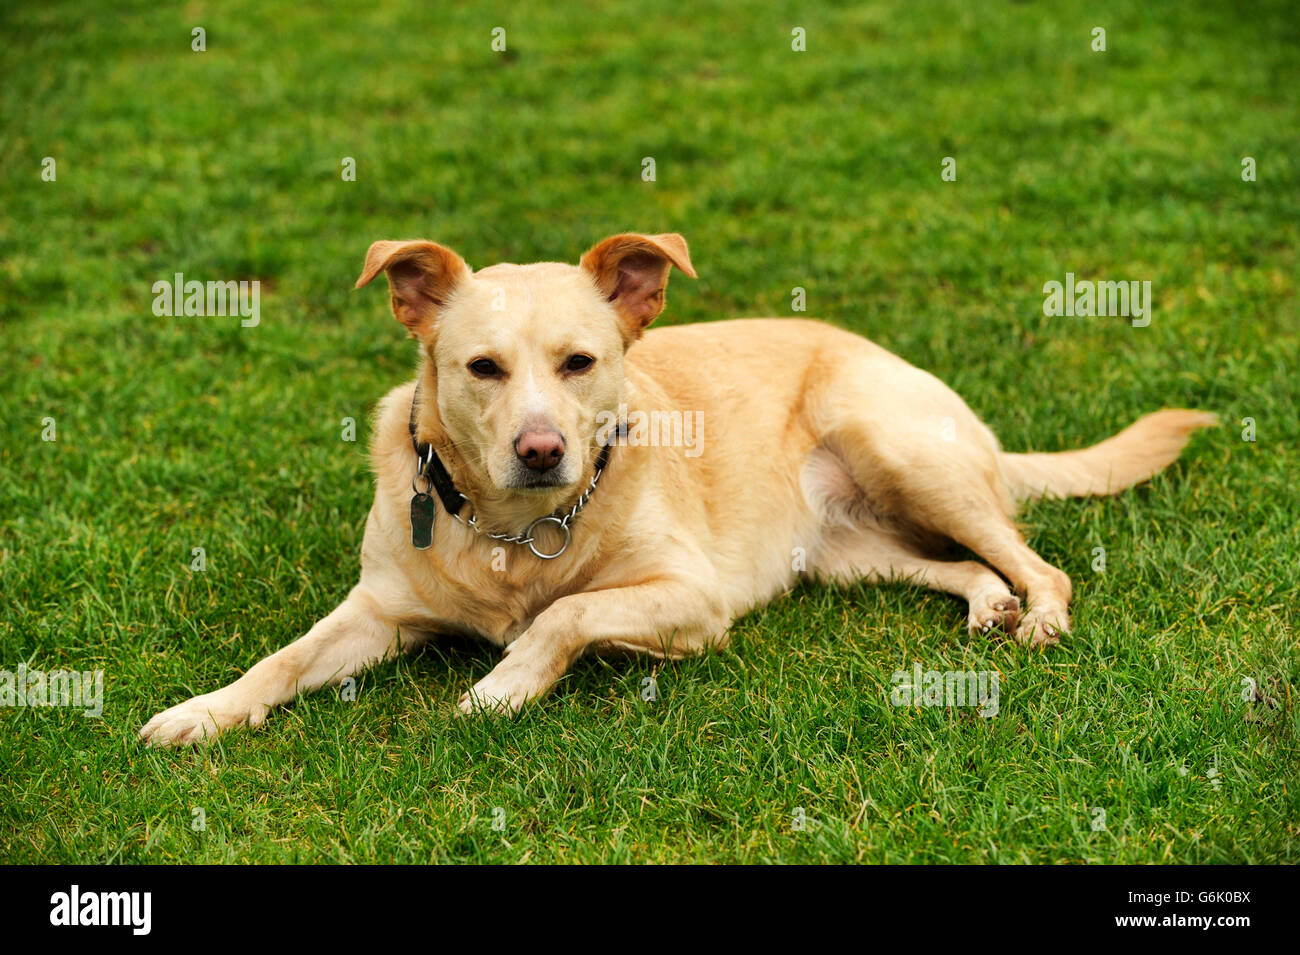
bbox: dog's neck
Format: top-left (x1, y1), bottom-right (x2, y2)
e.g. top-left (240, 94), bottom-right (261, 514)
top-left (409, 368), bottom-right (607, 537)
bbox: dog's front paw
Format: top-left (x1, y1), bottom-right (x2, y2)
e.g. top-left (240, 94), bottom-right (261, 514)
top-left (457, 664), bottom-right (547, 717)
top-left (139, 691), bottom-right (268, 747)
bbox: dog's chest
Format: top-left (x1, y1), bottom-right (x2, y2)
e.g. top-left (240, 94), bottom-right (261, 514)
top-left (417, 549), bottom-right (586, 647)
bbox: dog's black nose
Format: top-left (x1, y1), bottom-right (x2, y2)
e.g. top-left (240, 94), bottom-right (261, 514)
top-left (515, 429), bottom-right (565, 471)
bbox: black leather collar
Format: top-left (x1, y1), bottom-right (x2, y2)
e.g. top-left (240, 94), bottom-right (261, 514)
top-left (408, 393), bottom-right (469, 517)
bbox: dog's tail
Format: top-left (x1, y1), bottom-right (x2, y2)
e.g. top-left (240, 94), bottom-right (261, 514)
top-left (1000, 409), bottom-right (1218, 502)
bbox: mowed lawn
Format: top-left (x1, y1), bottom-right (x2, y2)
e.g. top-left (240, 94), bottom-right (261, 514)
top-left (1, 0), bottom-right (1297, 863)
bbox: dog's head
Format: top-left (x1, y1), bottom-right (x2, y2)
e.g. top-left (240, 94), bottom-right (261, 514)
top-left (356, 233), bottom-right (696, 494)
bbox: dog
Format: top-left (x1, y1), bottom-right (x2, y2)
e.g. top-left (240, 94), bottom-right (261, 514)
top-left (140, 232), bottom-right (1216, 745)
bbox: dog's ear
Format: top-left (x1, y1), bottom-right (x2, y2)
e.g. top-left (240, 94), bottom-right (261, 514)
top-left (579, 233), bottom-right (697, 340)
top-left (355, 240), bottom-right (470, 338)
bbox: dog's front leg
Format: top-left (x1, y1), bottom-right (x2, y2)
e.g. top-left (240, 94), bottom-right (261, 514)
top-left (458, 580), bottom-right (726, 715)
top-left (140, 588), bottom-right (398, 746)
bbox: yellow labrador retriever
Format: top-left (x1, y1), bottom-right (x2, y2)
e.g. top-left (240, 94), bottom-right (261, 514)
top-left (141, 233), bottom-right (1215, 745)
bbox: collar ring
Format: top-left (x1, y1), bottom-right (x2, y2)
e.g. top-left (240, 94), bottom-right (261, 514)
top-left (524, 515), bottom-right (571, 559)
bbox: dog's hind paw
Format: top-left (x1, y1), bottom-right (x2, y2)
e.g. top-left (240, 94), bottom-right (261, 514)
top-left (968, 590), bottom-right (1020, 636)
top-left (1013, 608), bottom-right (1069, 647)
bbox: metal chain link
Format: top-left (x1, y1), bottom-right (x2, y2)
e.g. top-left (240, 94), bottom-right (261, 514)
top-left (415, 455), bottom-right (607, 559)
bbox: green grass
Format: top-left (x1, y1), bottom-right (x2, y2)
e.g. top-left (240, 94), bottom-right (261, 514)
top-left (2, 0), bottom-right (1298, 863)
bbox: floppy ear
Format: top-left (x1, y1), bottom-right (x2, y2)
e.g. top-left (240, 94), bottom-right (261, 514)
top-left (579, 232), bottom-right (697, 340)
top-left (355, 240), bottom-right (470, 338)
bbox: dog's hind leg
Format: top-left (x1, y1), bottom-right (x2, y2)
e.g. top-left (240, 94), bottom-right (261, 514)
top-left (809, 366), bottom-right (1072, 645)
top-left (827, 420), bottom-right (1072, 645)
top-left (140, 587), bottom-right (401, 746)
top-left (814, 528), bottom-right (1021, 635)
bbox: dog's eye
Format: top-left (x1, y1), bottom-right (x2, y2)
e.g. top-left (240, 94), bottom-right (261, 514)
top-left (565, 354), bottom-right (594, 373)
top-left (469, 358), bottom-right (501, 378)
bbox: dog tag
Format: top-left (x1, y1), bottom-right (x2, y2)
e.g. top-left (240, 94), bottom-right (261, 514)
top-left (410, 492), bottom-right (436, 550)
